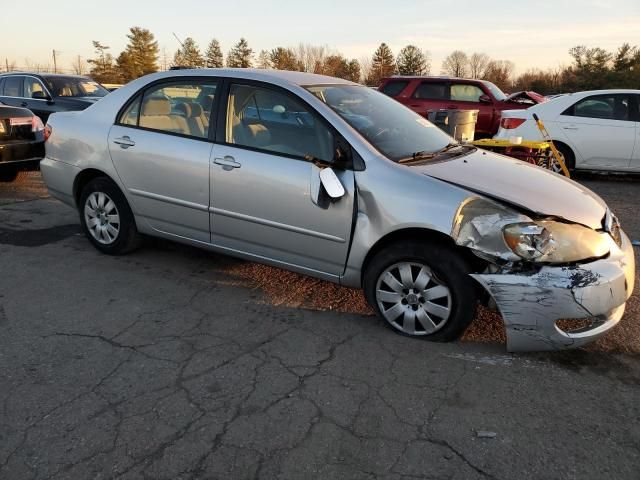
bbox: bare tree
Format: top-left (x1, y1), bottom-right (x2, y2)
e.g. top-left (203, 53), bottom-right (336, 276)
top-left (295, 43), bottom-right (327, 72)
top-left (483, 60), bottom-right (515, 91)
top-left (469, 52), bottom-right (490, 79)
top-left (359, 55), bottom-right (372, 84)
top-left (441, 50), bottom-right (469, 77)
top-left (72, 55), bottom-right (88, 75)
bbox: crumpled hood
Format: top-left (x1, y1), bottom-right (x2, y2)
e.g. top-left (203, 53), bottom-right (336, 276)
top-left (416, 150), bottom-right (607, 229)
top-left (505, 91), bottom-right (546, 104)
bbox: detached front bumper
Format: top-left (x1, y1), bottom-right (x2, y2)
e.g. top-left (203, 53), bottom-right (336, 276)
top-left (472, 231), bottom-right (636, 352)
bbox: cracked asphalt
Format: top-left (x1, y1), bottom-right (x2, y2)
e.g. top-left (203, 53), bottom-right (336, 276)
top-left (1, 173), bottom-right (639, 479)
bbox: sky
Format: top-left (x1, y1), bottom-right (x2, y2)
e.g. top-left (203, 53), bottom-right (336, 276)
top-left (1, 0), bottom-right (639, 75)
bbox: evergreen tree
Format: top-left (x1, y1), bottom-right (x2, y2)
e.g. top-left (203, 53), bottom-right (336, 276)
top-left (366, 43), bottom-right (395, 85)
top-left (269, 47), bottom-right (302, 71)
top-left (396, 45), bottom-right (428, 76)
top-left (345, 59), bottom-right (361, 83)
top-left (205, 39), bottom-right (224, 68)
top-left (173, 37), bottom-right (205, 68)
top-left (226, 38), bottom-right (253, 68)
top-left (117, 27), bottom-right (159, 81)
top-left (256, 50), bottom-right (271, 69)
top-left (87, 41), bottom-right (120, 83)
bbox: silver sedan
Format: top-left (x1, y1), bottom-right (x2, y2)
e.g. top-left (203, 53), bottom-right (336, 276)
top-left (40, 69), bottom-right (635, 351)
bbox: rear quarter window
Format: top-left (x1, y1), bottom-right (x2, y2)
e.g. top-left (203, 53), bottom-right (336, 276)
top-left (381, 81), bottom-right (409, 97)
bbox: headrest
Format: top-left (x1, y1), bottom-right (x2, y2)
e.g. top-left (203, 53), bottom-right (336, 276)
top-left (142, 98), bottom-right (171, 116)
top-left (176, 102), bottom-right (204, 118)
top-left (247, 123), bottom-right (271, 147)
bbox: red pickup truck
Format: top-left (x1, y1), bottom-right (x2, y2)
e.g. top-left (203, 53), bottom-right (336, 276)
top-left (378, 76), bottom-right (546, 138)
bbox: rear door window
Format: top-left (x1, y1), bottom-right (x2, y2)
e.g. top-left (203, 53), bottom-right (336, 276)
top-left (4, 76), bottom-right (23, 97)
top-left (564, 94), bottom-right (631, 121)
top-left (381, 80), bottom-right (409, 97)
top-left (0, 78), bottom-right (5, 95)
top-left (412, 82), bottom-right (448, 100)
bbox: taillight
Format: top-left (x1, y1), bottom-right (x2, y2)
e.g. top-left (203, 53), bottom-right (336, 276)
top-left (44, 123), bottom-right (52, 142)
top-left (500, 117), bottom-right (526, 130)
top-left (32, 116), bottom-right (45, 133)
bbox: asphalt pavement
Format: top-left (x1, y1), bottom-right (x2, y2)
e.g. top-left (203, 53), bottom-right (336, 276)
top-left (1, 172), bottom-right (639, 479)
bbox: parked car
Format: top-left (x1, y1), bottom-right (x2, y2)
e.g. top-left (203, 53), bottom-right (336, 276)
top-left (40, 69), bottom-right (635, 352)
top-left (378, 76), bottom-right (546, 137)
top-left (495, 90), bottom-right (640, 172)
top-left (0, 73), bottom-right (110, 122)
top-left (0, 102), bottom-right (45, 182)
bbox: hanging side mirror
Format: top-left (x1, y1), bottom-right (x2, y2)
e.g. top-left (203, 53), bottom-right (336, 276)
top-left (319, 168), bottom-right (345, 199)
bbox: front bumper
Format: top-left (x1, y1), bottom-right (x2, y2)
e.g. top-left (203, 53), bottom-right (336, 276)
top-left (472, 230), bottom-right (636, 352)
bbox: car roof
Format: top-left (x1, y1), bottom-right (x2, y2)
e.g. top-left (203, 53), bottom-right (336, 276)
top-left (382, 75), bottom-right (491, 83)
top-left (144, 68), bottom-right (358, 87)
top-left (0, 72), bottom-right (92, 80)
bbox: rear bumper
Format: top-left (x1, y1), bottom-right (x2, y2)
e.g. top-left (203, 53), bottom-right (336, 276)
top-left (0, 140), bottom-right (45, 171)
top-left (472, 230), bottom-right (636, 352)
top-left (39, 157), bottom-right (79, 207)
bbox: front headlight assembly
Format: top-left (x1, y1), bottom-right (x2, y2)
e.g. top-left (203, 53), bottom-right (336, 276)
top-left (503, 220), bottom-right (610, 263)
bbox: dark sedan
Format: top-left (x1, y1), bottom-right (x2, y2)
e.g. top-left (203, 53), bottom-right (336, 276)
top-left (0, 73), bottom-right (110, 123)
top-left (0, 103), bottom-right (45, 182)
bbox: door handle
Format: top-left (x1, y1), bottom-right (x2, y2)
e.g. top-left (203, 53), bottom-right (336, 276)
top-left (447, 105), bottom-right (458, 109)
top-left (113, 136), bottom-right (135, 148)
top-left (213, 156), bottom-right (241, 169)
top-left (562, 126), bottom-right (579, 131)
top-left (20, 102), bottom-right (28, 107)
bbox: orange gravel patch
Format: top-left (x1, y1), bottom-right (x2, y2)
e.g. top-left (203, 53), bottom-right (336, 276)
top-left (224, 260), bottom-right (640, 354)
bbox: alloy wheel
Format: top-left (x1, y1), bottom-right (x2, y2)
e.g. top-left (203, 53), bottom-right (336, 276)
top-left (375, 262), bottom-right (452, 335)
top-left (84, 191), bottom-right (120, 245)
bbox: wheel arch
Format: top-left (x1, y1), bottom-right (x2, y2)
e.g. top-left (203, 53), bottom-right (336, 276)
top-left (73, 168), bottom-right (120, 205)
top-left (360, 227), bottom-right (487, 286)
top-left (551, 140), bottom-right (576, 170)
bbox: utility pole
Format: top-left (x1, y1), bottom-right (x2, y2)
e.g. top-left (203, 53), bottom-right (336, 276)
top-left (5, 58), bottom-right (8, 72)
top-left (52, 49), bottom-right (60, 73)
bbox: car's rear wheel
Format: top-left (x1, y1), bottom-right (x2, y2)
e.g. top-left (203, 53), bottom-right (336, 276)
top-left (79, 177), bottom-right (141, 255)
top-left (363, 240), bottom-right (477, 342)
top-left (552, 142), bottom-right (575, 172)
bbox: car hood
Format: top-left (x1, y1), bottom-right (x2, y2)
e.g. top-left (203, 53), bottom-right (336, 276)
top-left (504, 91), bottom-right (546, 104)
top-left (415, 150), bottom-right (607, 229)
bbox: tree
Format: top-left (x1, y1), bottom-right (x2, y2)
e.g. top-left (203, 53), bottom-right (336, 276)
top-left (204, 39), bottom-right (224, 68)
top-left (71, 56), bottom-right (88, 75)
top-left (117, 27), bottom-right (159, 82)
top-left (441, 50), bottom-right (469, 77)
top-left (469, 52), bottom-right (490, 79)
top-left (256, 50), bottom-right (271, 69)
top-left (87, 41), bottom-right (120, 83)
top-left (296, 43), bottom-right (327, 73)
top-left (269, 47), bottom-right (302, 71)
top-left (345, 59), bottom-right (361, 83)
top-left (227, 38), bottom-right (253, 68)
top-left (483, 60), bottom-right (514, 91)
top-left (396, 45), bottom-right (429, 76)
top-left (367, 43), bottom-right (396, 86)
top-left (173, 37), bottom-right (205, 68)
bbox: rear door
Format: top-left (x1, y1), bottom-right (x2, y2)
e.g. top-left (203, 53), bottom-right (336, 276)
top-left (108, 78), bottom-right (219, 243)
top-left (556, 93), bottom-right (635, 170)
top-left (0, 76), bottom-right (25, 109)
top-left (405, 80), bottom-right (449, 118)
top-left (210, 81), bottom-right (355, 276)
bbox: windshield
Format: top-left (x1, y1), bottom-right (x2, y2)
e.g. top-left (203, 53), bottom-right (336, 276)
top-left (306, 85), bottom-right (453, 161)
top-left (483, 81), bottom-right (507, 101)
top-left (45, 77), bottom-right (109, 98)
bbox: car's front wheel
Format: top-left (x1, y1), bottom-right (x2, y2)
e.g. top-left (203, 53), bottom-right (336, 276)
top-left (79, 177), bottom-right (141, 255)
top-left (363, 240), bottom-right (477, 342)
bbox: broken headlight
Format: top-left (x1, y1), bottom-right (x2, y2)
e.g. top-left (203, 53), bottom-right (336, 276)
top-left (503, 221), bottom-right (610, 263)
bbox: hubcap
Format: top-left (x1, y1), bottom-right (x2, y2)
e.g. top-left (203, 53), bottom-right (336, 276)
top-left (84, 192), bottom-right (120, 245)
top-left (375, 262), bottom-right (452, 336)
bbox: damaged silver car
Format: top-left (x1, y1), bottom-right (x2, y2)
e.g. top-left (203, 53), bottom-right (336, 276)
top-left (40, 69), bottom-right (636, 351)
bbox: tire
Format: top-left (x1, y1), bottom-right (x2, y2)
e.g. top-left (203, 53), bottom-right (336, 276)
top-left (79, 177), bottom-right (141, 255)
top-left (553, 142), bottom-right (575, 172)
top-left (363, 240), bottom-right (477, 342)
top-left (0, 169), bottom-right (17, 182)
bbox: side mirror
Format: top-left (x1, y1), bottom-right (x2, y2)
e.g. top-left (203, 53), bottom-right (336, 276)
top-left (320, 168), bottom-right (345, 199)
top-left (478, 94), bottom-right (492, 103)
top-left (32, 91), bottom-right (50, 100)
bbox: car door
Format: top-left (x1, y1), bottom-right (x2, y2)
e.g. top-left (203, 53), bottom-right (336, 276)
top-left (406, 80), bottom-right (449, 118)
top-left (556, 93), bottom-right (635, 170)
top-left (210, 81), bottom-right (355, 277)
top-left (108, 79), bottom-right (219, 243)
top-left (0, 75), bottom-right (25, 109)
top-left (22, 76), bottom-right (57, 121)
top-left (630, 95), bottom-right (640, 171)
top-left (448, 82), bottom-right (492, 135)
